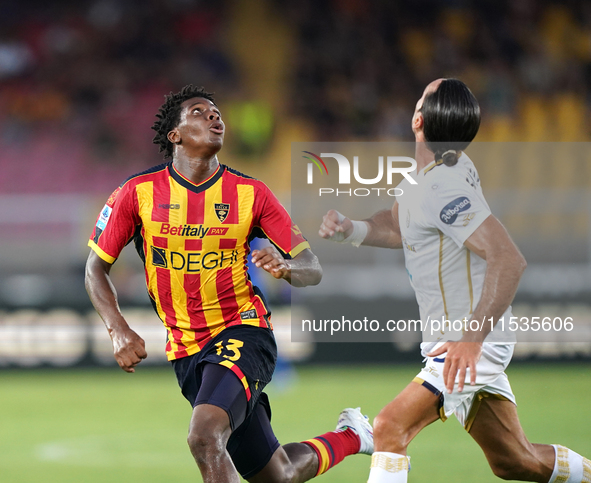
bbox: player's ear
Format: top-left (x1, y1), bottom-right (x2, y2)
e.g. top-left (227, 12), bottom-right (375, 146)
top-left (167, 128), bottom-right (181, 145)
top-left (412, 111), bottom-right (424, 132)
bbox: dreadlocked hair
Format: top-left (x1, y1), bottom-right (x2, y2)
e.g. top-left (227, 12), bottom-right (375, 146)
top-left (151, 85), bottom-right (216, 159)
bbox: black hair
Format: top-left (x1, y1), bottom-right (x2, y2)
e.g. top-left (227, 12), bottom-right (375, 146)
top-left (151, 85), bottom-right (216, 159)
top-left (420, 79), bottom-right (480, 166)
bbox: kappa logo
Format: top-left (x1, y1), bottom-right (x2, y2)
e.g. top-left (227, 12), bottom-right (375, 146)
top-left (215, 203), bottom-right (230, 223)
top-left (439, 196), bottom-right (472, 225)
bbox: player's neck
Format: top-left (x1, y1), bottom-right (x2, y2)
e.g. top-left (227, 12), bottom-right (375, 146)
top-left (173, 154), bottom-right (220, 185)
top-left (414, 137), bottom-right (435, 172)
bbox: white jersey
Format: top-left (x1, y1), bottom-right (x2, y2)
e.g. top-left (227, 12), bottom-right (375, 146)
top-left (396, 153), bottom-right (515, 353)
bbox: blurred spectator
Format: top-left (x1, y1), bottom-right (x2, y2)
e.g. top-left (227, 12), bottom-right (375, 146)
top-left (0, 0), bottom-right (236, 194)
top-left (2, 0), bottom-right (591, 194)
top-left (225, 98), bottom-right (275, 156)
top-left (281, 0), bottom-right (591, 141)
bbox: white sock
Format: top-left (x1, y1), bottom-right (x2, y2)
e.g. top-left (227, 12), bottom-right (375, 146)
top-left (367, 452), bottom-right (410, 483)
top-left (548, 445), bottom-right (591, 483)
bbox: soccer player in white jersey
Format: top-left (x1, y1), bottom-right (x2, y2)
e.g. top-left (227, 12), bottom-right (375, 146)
top-left (319, 78), bottom-right (590, 483)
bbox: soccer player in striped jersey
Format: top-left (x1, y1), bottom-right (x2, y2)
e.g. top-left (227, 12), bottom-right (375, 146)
top-left (320, 79), bottom-right (590, 483)
top-left (85, 85), bottom-right (373, 483)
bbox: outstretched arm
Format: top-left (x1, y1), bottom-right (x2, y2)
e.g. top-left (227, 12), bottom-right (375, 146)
top-left (85, 251), bottom-right (147, 372)
top-left (319, 202), bottom-right (403, 249)
top-left (428, 215), bottom-right (527, 393)
top-left (251, 247), bottom-right (322, 287)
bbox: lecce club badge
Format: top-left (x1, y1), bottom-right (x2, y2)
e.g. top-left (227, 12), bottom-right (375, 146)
top-left (214, 203), bottom-right (230, 223)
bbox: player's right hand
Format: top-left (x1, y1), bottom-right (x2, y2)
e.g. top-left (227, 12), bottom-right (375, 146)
top-left (110, 327), bottom-right (147, 373)
top-left (319, 210), bottom-right (353, 242)
top-left (427, 339), bottom-right (482, 393)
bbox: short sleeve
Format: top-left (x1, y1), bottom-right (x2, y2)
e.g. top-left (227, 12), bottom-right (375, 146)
top-left (422, 184), bottom-right (491, 248)
top-left (88, 184), bottom-right (140, 263)
top-left (253, 183), bottom-right (310, 258)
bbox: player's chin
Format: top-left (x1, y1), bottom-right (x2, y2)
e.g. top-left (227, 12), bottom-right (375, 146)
top-left (208, 138), bottom-right (224, 153)
top-left (208, 132), bottom-right (224, 145)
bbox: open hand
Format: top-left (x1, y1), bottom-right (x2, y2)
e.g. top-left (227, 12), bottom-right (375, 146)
top-left (427, 339), bottom-right (483, 393)
top-left (251, 246), bottom-right (290, 280)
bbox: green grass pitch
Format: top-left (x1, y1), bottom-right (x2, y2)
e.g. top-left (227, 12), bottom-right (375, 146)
top-left (0, 363), bottom-right (589, 482)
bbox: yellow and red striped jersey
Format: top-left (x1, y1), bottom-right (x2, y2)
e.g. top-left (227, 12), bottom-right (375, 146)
top-left (89, 162), bottom-right (309, 360)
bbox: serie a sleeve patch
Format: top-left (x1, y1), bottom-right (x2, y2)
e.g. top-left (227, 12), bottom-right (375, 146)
top-left (96, 204), bottom-right (113, 231)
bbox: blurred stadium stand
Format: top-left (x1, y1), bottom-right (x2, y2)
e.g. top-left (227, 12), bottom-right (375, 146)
top-left (0, 0), bottom-right (590, 366)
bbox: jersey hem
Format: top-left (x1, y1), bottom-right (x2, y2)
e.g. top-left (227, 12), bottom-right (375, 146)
top-left (88, 240), bottom-right (117, 264)
top-left (166, 323), bottom-right (273, 361)
top-left (452, 212), bottom-right (492, 247)
top-left (290, 241), bottom-right (310, 258)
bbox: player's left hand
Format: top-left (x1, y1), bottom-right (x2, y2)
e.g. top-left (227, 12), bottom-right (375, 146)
top-left (427, 339), bottom-right (483, 394)
top-left (251, 246), bottom-right (290, 280)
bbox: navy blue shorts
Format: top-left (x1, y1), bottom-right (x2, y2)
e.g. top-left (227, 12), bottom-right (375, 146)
top-left (172, 325), bottom-right (280, 479)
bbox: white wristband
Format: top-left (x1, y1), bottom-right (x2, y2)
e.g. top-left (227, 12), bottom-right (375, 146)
top-left (348, 220), bottom-right (368, 247)
top-left (334, 211), bottom-right (368, 247)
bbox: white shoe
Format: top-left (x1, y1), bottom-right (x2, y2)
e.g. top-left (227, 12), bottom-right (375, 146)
top-left (336, 407), bottom-right (374, 455)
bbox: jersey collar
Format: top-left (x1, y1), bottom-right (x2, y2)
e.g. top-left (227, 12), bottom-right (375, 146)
top-left (422, 158), bottom-right (444, 175)
top-left (169, 162), bottom-right (225, 193)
